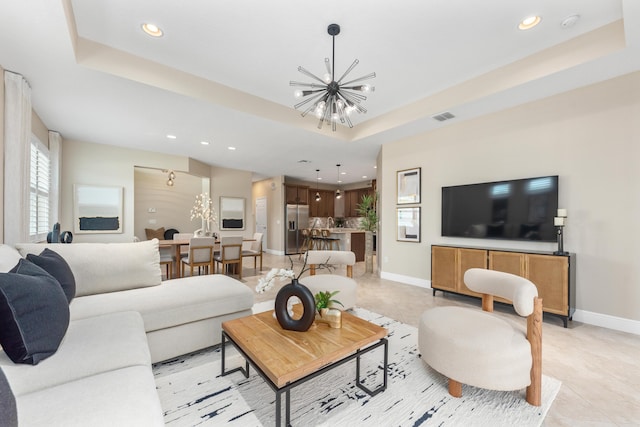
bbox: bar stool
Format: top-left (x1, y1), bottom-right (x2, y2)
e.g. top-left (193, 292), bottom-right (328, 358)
top-left (299, 228), bottom-right (312, 259)
top-left (311, 228), bottom-right (322, 250)
top-left (320, 229), bottom-right (340, 250)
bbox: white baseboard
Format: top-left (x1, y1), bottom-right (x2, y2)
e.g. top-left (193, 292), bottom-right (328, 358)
top-left (381, 270), bottom-right (640, 336)
top-left (572, 309), bottom-right (640, 336)
top-left (380, 271), bottom-right (431, 289)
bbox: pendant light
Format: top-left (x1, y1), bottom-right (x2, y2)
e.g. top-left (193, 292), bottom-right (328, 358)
top-left (335, 164), bottom-right (342, 199)
top-left (315, 169), bottom-right (321, 202)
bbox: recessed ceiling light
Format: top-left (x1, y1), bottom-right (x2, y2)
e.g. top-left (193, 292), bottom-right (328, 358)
top-left (142, 23), bottom-right (163, 37)
top-left (362, 175), bottom-right (368, 179)
top-left (228, 146), bottom-right (236, 151)
top-left (200, 141), bottom-right (210, 145)
top-left (166, 134), bottom-right (177, 139)
top-left (340, 171), bottom-right (346, 175)
top-left (518, 15), bottom-right (541, 30)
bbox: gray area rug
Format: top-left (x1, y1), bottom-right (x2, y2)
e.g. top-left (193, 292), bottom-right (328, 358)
top-left (153, 308), bottom-right (560, 426)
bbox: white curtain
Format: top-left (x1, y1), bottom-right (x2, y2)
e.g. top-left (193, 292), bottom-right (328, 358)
top-left (49, 130), bottom-right (61, 226)
top-left (3, 71), bottom-right (31, 245)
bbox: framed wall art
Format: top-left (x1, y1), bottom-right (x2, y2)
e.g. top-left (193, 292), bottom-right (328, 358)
top-left (397, 207), bottom-right (421, 242)
top-left (73, 184), bottom-right (123, 234)
top-left (397, 167), bottom-right (421, 204)
top-left (220, 196), bottom-right (245, 230)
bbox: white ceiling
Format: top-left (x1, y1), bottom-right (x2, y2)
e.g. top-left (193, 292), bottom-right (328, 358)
top-left (1, 0), bottom-right (639, 185)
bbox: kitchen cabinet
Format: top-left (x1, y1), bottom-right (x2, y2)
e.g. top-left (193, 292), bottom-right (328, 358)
top-left (285, 184), bottom-right (309, 205)
top-left (309, 190), bottom-right (335, 217)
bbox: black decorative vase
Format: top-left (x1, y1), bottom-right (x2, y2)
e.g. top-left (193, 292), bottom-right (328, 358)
top-left (274, 279), bottom-right (316, 332)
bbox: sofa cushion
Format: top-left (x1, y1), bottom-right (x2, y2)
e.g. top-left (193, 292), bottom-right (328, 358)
top-left (145, 227), bottom-right (165, 241)
top-left (70, 274), bottom-right (254, 332)
top-left (26, 248), bottom-right (76, 303)
top-left (0, 311), bottom-right (150, 397)
top-left (15, 240), bottom-right (161, 297)
top-left (0, 245), bottom-right (22, 273)
top-left (0, 260), bottom-right (70, 365)
top-left (17, 366), bottom-right (164, 427)
top-left (0, 368), bottom-right (17, 427)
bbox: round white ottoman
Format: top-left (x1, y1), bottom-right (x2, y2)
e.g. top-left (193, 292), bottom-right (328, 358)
top-left (300, 274), bottom-right (357, 310)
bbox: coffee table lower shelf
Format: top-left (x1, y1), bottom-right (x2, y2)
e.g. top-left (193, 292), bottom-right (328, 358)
top-left (221, 331), bottom-right (388, 427)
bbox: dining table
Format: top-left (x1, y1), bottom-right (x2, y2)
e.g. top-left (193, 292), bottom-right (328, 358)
top-left (158, 238), bottom-right (254, 279)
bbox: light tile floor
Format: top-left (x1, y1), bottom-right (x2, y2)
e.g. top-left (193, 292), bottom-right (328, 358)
top-left (231, 252), bottom-right (640, 426)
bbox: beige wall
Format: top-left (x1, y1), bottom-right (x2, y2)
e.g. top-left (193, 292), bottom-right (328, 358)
top-left (210, 165), bottom-right (253, 240)
top-left (134, 168), bottom-right (207, 240)
top-left (380, 72), bottom-right (640, 324)
top-left (252, 176), bottom-right (285, 254)
top-left (61, 139), bottom-right (191, 242)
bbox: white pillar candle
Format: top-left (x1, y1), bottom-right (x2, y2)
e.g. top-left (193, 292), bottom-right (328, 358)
top-left (557, 208), bottom-right (567, 217)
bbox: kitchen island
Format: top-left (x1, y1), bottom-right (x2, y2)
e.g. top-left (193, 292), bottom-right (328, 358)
top-left (326, 228), bottom-right (366, 262)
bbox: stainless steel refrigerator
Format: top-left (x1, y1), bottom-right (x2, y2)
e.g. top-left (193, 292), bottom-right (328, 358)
top-left (285, 204), bottom-right (309, 255)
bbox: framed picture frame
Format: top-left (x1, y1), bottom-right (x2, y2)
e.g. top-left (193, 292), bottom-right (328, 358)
top-left (73, 184), bottom-right (123, 234)
top-left (397, 207), bottom-right (421, 242)
top-left (220, 196), bottom-right (245, 230)
top-left (397, 167), bottom-right (421, 204)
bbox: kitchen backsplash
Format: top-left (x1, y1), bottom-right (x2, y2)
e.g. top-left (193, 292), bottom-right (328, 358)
top-left (308, 217), bottom-right (363, 229)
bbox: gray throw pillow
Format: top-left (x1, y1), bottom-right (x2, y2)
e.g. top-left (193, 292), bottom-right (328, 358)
top-left (26, 248), bottom-right (76, 303)
top-left (0, 368), bottom-right (17, 426)
top-left (0, 259), bottom-right (70, 364)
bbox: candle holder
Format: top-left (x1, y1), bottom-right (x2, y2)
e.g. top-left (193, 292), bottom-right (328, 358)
top-left (553, 209), bottom-right (569, 256)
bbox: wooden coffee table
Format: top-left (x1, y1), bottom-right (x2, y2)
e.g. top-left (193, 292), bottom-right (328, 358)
top-left (221, 308), bottom-right (388, 426)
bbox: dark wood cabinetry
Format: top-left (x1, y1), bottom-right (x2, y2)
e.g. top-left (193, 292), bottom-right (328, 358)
top-left (285, 184), bottom-right (309, 205)
top-left (431, 245), bottom-right (576, 327)
top-left (344, 187), bottom-right (374, 217)
top-left (309, 190), bottom-right (335, 217)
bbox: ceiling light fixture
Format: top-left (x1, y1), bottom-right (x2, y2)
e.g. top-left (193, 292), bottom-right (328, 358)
top-left (228, 146), bottom-right (236, 151)
top-left (200, 141), bottom-right (210, 145)
top-left (166, 170), bottom-right (176, 186)
top-left (142, 23), bottom-right (163, 37)
top-left (166, 134), bottom-right (177, 139)
top-left (335, 164), bottom-right (342, 199)
top-left (290, 23), bottom-right (376, 131)
top-left (315, 169), bottom-right (321, 202)
top-left (518, 16), bottom-right (541, 30)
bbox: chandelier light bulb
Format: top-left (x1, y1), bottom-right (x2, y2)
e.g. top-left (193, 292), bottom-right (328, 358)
top-left (294, 90), bottom-right (303, 98)
top-left (290, 23), bottom-right (376, 131)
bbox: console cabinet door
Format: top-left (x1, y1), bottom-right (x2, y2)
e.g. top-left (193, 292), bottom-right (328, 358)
top-left (457, 248), bottom-right (488, 296)
top-left (526, 254), bottom-right (568, 315)
top-left (489, 251), bottom-right (525, 275)
top-left (431, 246), bottom-right (457, 292)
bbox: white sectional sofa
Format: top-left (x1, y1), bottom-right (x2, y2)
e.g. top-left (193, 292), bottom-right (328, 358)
top-left (0, 239), bottom-right (254, 426)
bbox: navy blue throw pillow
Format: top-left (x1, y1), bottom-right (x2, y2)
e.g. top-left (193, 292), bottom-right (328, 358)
top-left (26, 248), bottom-right (76, 303)
top-left (0, 259), bottom-right (70, 365)
top-left (0, 368), bottom-right (17, 427)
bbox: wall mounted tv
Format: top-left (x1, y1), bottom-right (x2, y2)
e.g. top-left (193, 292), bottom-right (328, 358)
top-left (441, 175), bottom-right (558, 242)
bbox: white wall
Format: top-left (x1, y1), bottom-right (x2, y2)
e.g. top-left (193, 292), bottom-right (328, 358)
top-left (380, 72), bottom-right (640, 325)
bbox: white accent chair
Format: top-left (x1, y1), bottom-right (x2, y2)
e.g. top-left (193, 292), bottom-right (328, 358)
top-left (418, 268), bottom-right (543, 406)
top-left (214, 236), bottom-right (243, 279)
top-left (300, 250), bottom-right (357, 310)
top-left (242, 232), bottom-right (263, 271)
top-left (180, 237), bottom-right (215, 277)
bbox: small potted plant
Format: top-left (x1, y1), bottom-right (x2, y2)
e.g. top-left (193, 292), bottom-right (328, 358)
top-left (314, 290), bottom-right (343, 328)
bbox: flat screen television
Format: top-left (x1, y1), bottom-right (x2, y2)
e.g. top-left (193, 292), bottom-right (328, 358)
top-left (441, 175), bottom-right (558, 242)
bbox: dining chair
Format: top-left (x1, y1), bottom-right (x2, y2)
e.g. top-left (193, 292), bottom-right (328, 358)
top-left (159, 246), bottom-right (175, 280)
top-left (173, 232), bottom-right (194, 259)
top-left (213, 236), bottom-right (243, 279)
top-left (180, 237), bottom-right (215, 277)
top-left (242, 232), bottom-right (263, 271)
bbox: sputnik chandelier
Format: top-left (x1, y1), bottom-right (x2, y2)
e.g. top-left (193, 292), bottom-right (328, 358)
top-left (290, 23), bottom-right (375, 131)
